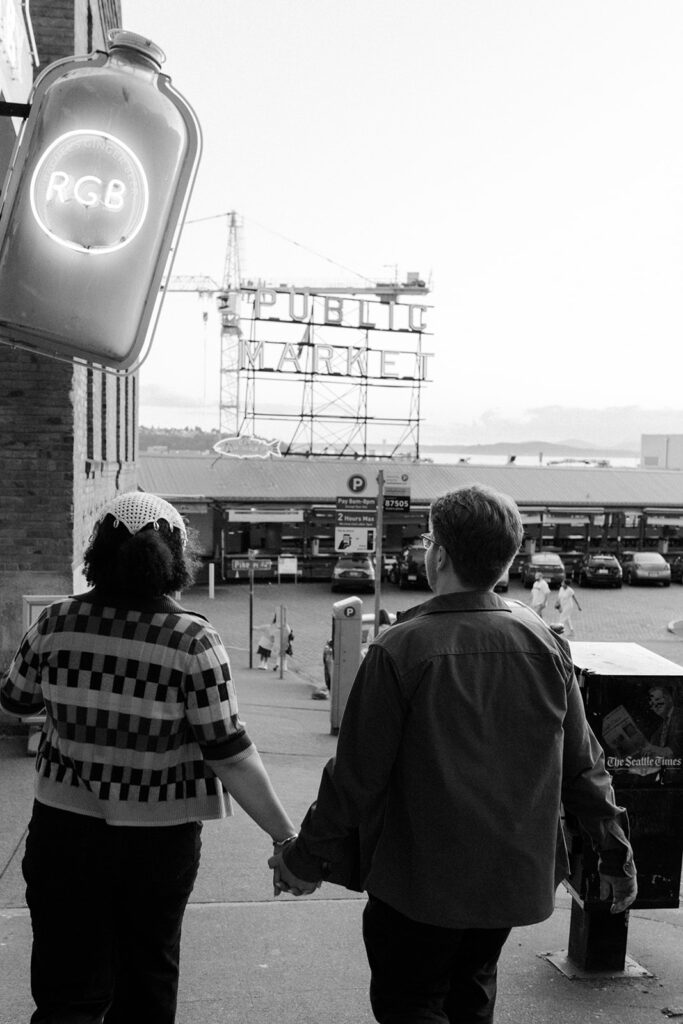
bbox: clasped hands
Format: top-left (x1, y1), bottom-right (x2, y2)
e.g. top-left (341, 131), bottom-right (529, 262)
top-left (269, 846), bottom-right (320, 898)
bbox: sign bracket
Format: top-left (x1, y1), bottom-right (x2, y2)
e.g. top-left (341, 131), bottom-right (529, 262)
top-left (0, 102), bottom-right (31, 118)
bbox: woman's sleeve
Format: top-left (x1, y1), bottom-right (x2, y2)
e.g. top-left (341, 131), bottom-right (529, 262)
top-left (0, 619), bottom-right (46, 716)
top-left (183, 625), bottom-right (254, 763)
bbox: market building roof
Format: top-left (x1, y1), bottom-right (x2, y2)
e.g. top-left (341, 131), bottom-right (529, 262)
top-left (137, 453), bottom-right (683, 511)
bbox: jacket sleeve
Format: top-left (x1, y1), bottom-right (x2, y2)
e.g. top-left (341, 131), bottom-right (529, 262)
top-left (284, 643), bottom-right (406, 885)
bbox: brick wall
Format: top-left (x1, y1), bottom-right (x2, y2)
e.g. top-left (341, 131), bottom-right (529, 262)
top-left (0, 350), bottom-right (75, 663)
top-left (30, 1), bottom-right (122, 68)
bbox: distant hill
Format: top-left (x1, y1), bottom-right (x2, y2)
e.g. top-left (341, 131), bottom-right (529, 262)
top-left (139, 427), bottom-right (639, 459)
top-left (421, 439), bottom-right (639, 458)
top-left (140, 426), bottom-right (222, 453)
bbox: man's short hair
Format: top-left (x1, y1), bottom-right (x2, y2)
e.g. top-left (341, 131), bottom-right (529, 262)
top-left (430, 484), bottom-right (523, 589)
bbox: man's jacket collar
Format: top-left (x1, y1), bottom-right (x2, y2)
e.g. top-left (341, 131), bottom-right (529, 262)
top-left (398, 590), bottom-right (512, 623)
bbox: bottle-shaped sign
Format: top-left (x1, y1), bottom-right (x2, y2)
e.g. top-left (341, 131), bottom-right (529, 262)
top-left (0, 29), bottom-right (201, 369)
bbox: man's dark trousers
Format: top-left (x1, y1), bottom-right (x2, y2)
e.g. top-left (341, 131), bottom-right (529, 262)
top-left (363, 895), bottom-right (511, 1024)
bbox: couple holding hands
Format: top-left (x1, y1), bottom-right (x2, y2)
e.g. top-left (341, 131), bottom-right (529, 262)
top-left (2, 487), bottom-right (636, 1024)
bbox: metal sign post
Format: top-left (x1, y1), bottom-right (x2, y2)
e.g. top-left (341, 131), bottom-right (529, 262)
top-left (231, 552), bottom-right (272, 668)
top-left (248, 562), bottom-right (255, 668)
top-left (277, 604), bottom-right (287, 680)
top-left (374, 470), bottom-right (385, 637)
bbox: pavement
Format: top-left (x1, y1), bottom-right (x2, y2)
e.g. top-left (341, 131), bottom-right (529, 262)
top-left (2, 580), bottom-right (683, 1023)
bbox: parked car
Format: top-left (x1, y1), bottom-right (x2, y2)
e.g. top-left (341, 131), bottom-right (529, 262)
top-left (394, 545), bottom-right (430, 589)
top-left (620, 551), bottom-right (671, 586)
top-left (322, 609), bottom-right (396, 689)
top-left (519, 552), bottom-right (566, 589)
top-left (493, 567), bottom-right (509, 593)
top-left (330, 554), bottom-right (375, 593)
top-left (670, 555), bottom-right (683, 583)
top-left (574, 553), bottom-right (622, 588)
top-left (382, 553), bottom-right (399, 581)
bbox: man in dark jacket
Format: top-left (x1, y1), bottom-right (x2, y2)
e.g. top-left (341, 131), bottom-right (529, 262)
top-left (270, 484), bottom-right (637, 1024)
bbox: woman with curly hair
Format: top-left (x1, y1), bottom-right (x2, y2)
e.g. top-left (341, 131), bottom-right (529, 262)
top-left (1, 491), bottom-right (298, 1024)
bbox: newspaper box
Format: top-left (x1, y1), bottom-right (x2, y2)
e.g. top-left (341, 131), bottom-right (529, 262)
top-left (564, 642), bottom-right (683, 913)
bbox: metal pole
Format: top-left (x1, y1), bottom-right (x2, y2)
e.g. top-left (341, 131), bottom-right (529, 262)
top-left (208, 561), bottom-right (215, 599)
top-left (248, 566), bottom-right (254, 668)
top-left (278, 604), bottom-right (287, 678)
top-left (374, 469), bottom-right (384, 637)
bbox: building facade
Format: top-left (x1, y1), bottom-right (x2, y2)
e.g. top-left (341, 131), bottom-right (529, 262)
top-left (642, 434), bottom-right (683, 471)
top-left (137, 454), bottom-right (683, 584)
top-left (0, 0), bottom-right (133, 668)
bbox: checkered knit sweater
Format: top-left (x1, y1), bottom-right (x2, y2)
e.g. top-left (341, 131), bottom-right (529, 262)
top-left (0, 590), bottom-right (254, 825)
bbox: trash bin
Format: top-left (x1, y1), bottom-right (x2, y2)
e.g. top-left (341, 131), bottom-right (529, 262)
top-left (562, 642), bottom-right (683, 970)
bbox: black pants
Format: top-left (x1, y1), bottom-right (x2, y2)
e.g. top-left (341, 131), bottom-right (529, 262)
top-left (362, 895), bottom-right (511, 1024)
top-left (22, 801), bottom-right (202, 1024)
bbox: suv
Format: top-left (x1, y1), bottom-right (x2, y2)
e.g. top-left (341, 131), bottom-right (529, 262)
top-left (670, 555), bottom-right (683, 583)
top-left (394, 545), bottom-right (429, 589)
top-left (620, 551), bottom-right (671, 586)
top-left (330, 554), bottom-right (375, 593)
top-left (574, 554), bottom-right (622, 588)
top-left (519, 552), bottom-right (566, 589)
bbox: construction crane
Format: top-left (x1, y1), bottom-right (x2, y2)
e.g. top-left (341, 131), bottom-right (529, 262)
top-left (164, 211), bottom-right (243, 434)
top-left (217, 211), bottom-right (243, 434)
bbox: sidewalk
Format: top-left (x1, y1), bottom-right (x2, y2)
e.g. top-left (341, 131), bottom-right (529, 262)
top-left (1, 586), bottom-right (683, 1022)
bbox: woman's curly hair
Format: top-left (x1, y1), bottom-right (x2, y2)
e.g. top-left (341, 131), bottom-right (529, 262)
top-left (83, 516), bottom-right (199, 600)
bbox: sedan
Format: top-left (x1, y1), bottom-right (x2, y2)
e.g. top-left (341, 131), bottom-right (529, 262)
top-left (574, 554), bottom-right (622, 588)
top-left (620, 551), bottom-right (671, 586)
top-left (519, 553), bottom-right (566, 589)
top-left (331, 554), bottom-right (375, 593)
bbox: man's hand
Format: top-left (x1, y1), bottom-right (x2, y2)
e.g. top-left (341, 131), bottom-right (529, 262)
top-left (599, 872), bottom-right (638, 914)
top-left (268, 848), bottom-right (320, 898)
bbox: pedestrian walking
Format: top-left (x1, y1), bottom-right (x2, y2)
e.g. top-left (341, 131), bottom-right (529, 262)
top-left (555, 579), bottom-right (582, 636)
top-left (0, 491), bottom-right (298, 1024)
top-left (529, 571), bottom-right (550, 618)
top-left (270, 484), bottom-right (637, 1024)
top-left (255, 616), bottom-right (276, 669)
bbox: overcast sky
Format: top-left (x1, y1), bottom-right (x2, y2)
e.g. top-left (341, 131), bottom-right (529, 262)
top-left (122, 0), bottom-right (683, 447)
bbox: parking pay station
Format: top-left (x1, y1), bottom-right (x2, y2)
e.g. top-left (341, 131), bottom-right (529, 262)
top-left (561, 642), bottom-right (683, 973)
top-left (330, 596), bottom-right (363, 734)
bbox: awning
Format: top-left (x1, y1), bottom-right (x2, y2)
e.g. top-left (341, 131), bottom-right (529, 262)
top-left (226, 508), bottom-right (304, 523)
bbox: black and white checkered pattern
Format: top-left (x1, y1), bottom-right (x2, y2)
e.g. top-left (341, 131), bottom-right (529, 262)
top-left (1, 594), bottom-right (253, 824)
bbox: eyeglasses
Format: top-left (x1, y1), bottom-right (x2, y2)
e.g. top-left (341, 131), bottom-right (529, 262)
top-left (421, 532), bottom-right (436, 549)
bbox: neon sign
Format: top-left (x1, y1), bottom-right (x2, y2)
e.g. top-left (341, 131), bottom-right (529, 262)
top-left (0, 31), bottom-right (201, 369)
top-left (244, 286), bottom-right (430, 333)
top-left (30, 130), bottom-right (149, 254)
top-left (238, 337), bottom-right (433, 380)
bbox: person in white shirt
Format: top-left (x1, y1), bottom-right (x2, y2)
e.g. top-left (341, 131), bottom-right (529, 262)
top-left (530, 572), bottom-right (550, 619)
top-left (555, 579), bottom-right (582, 636)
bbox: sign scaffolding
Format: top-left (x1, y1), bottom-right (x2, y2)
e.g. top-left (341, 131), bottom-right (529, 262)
top-left (219, 281), bottom-right (432, 460)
